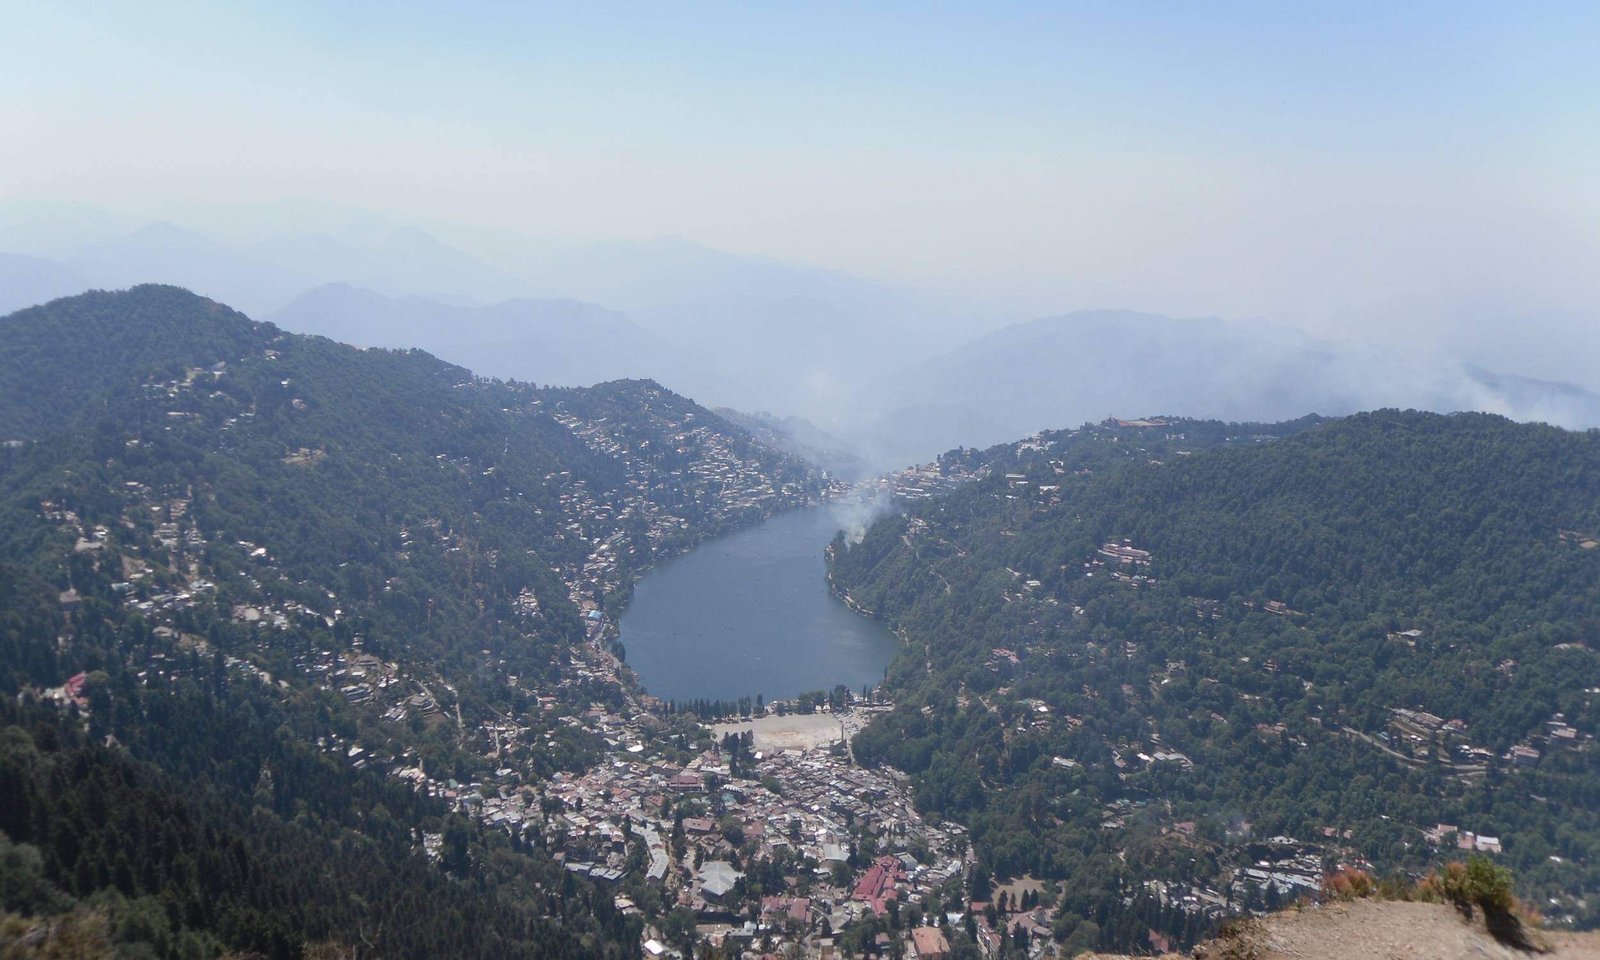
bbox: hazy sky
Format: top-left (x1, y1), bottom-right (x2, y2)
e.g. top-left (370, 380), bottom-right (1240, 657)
top-left (4, 2), bottom-right (1598, 380)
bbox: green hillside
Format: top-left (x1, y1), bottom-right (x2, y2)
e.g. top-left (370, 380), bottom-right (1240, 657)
top-left (831, 412), bottom-right (1600, 941)
top-left (0, 286), bottom-right (824, 958)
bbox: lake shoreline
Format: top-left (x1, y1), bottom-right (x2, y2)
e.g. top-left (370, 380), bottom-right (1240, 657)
top-left (619, 504), bottom-right (900, 704)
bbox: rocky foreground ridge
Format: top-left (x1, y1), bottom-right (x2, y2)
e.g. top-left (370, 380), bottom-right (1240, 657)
top-left (1086, 899), bottom-right (1600, 960)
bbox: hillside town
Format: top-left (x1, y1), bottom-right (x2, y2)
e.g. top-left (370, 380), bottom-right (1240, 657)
top-left (24, 368), bottom-right (1600, 959)
top-left (36, 470), bottom-right (998, 959)
top-left (30, 368), bottom-right (1012, 958)
top-left (37, 465), bottom-right (1446, 960)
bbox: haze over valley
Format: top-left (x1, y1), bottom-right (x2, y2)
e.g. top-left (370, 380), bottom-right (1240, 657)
top-left (3, 6), bottom-right (1599, 960)
top-left (4, 210), bottom-right (1600, 472)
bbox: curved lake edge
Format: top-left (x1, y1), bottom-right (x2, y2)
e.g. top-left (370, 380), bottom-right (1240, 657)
top-left (583, 498), bottom-right (823, 705)
top-left (617, 501), bottom-right (903, 705)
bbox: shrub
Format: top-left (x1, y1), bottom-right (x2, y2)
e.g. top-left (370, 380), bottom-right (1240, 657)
top-left (1427, 857), bottom-right (1514, 915)
top-left (1462, 857), bottom-right (1515, 914)
top-left (1320, 867), bottom-right (1376, 901)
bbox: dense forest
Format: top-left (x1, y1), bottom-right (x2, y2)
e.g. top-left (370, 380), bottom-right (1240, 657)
top-left (831, 412), bottom-right (1600, 943)
top-left (0, 286), bottom-right (823, 957)
top-left (5, 286), bottom-right (1599, 956)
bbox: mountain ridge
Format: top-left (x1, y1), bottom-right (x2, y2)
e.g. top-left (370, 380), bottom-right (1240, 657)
top-left (831, 410), bottom-right (1600, 938)
top-left (0, 285), bottom-right (827, 958)
top-left (847, 309), bottom-right (1600, 464)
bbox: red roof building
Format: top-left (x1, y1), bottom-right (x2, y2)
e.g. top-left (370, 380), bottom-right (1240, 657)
top-left (852, 855), bottom-right (906, 915)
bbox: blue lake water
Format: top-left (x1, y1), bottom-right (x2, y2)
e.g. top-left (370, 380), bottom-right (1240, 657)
top-left (619, 503), bottom-right (899, 704)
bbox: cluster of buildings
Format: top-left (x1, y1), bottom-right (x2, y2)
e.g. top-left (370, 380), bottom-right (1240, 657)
top-left (41, 361), bottom-right (1600, 959)
top-left (37, 379), bottom-right (980, 958)
top-left (1096, 540), bottom-right (1152, 565)
top-left (1230, 840), bottom-right (1329, 903)
top-left (1504, 713), bottom-right (1590, 768)
top-left (537, 709), bottom-right (966, 898)
top-left (27, 342), bottom-right (1021, 959)
top-left (1423, 823), bottom-right (1502, 855)
top-left (871, 461), bottom-right (980, 502)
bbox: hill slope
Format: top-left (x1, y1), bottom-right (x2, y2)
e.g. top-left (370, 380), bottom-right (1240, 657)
top-left (0, 285), bottom-right (824, 958)
top-left (830, 412), bottom-right (1600, 947)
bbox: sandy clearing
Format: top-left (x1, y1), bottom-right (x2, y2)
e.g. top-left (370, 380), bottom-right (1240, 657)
top-left (709, 713), bottom-right (845, 752)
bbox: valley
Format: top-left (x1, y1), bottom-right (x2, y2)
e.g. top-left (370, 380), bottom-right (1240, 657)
top-left (1, 288), bottom-right (1597, 960)
top-left (9, 9), bottom-right (1600, 959)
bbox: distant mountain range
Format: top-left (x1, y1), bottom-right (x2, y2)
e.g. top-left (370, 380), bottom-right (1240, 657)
top-left (3, 214), bottom-right (1598, 471)
top-left (266, 283), bottom-right (666, 387)
top-left (0, 253), bottom-right (92, 317)
top-left (842, 310), bottom-right (1600, 465)
top-left (19, 221), bottom-right (534, 317)
top-left (711, 407), bottom-right (870, 481)
top-left (0, 219), bottom-right (946, 415)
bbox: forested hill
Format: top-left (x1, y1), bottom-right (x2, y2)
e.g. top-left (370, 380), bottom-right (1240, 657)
top-left (0, 285), bottom-right (824, 958)
top-left (829, 412), bottom-right (1600, 942)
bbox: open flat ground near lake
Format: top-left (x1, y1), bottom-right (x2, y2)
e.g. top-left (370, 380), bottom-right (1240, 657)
top-left (710, 713), bottom-right (845, 751)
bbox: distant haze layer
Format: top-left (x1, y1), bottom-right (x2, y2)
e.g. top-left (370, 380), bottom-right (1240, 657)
top-left (2, 217), bottom-right (1599, 471)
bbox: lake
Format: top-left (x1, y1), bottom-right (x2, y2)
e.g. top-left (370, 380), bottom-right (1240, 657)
top-left (619, 502), bottom-right (900, 704)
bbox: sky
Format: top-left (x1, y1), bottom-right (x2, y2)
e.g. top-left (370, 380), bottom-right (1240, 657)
top-left (4, 1), bottom-right (1599, 382)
